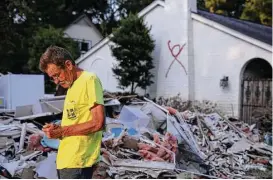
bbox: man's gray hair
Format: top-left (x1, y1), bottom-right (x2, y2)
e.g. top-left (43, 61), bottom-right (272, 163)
top-left (39, 45), bottom-right (75, 72)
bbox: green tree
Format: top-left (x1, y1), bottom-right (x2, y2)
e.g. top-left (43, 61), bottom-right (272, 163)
top-left (110, 13), bottom-right (155, 94)
top-left (0, 0), bottom-right (25, 73)
top-left (203, 0), bottom-right (245, 17)
top-left (199, 0), bottom-right (271, 26)
top-left (197, 0), bottom-right (207, 10)
top-left (5, 0), bottom-right (107, 28)
top-left (8, 0), bottom-right (155, 36)
top-left (240, 0), bottom-right (272, 26)
top-left (96, 0), bottom-right (155, 36)
top-left (28, 25), bottom-right (80, 92)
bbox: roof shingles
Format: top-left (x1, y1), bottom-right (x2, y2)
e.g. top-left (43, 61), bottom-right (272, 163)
top-left (195, 10), bottom-right (272, 45)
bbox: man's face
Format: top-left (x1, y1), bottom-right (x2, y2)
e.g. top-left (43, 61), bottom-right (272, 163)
top-left (45, 61), bottom-right (74, 89)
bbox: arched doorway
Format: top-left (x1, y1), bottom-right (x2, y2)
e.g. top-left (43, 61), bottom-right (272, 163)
top-left (240, 58), bottom-right (272, 126)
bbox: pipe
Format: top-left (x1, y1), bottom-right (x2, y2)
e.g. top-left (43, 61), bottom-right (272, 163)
top-left (19, 123), bottom-right (27, 152)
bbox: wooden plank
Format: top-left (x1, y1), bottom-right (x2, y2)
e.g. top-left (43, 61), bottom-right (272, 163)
top-left (261, 80), bottom-right (265, 107)
top-left (267, 81), bottom-right (272, 107)
top-left (249, 80), bottom-right (255, 107)
top-left (241, 79), bottom-right (272, 124)
top-left (255, 81), bottom-right (263, 106)
top-left (243, 81), bottom-right (249, 105)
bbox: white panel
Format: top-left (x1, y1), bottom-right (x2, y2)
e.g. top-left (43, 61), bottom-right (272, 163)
top-left (0, 75), bottom-right (10, 109)
top-left (64, 25), bottom-right (102, 46)
top-left (10, 74), bottom-right (45, 110)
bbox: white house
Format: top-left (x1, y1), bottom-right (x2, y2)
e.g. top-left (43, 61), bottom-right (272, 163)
top-left (64, 14), bottom-right (103, 55)
top-left (75, 0), bottom-right (272, 122)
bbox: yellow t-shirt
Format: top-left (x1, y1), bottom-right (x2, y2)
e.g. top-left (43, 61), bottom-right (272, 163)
top-left (56, 71), bottom-right (104, 169)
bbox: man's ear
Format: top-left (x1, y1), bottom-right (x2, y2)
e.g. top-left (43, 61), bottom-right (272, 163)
top-left (65, 60), bottom-right (73, 70)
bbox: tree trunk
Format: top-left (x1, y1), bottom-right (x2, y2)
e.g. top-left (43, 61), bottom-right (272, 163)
top-left (131, 82), bottom-right (134, 94)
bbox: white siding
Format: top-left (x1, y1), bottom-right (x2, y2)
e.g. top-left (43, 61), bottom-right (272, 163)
top-left (140, 5), bottom-right (166, 97)
top-left (192, 19), bottom-right (272, 117)
top-left (154, 0), bottom-right (190, 99)
top-left (64, 18), bottom-right (102, 45)
top-left (78, 42), bottom-right (122, 92)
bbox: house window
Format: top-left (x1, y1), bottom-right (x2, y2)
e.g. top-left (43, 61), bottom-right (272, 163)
top-left (81, 42), bottom-right (89, 52)
top-left (73, 38), bottom-right (92, 53)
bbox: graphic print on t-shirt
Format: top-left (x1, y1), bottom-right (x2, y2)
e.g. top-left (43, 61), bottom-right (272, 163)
top-left (66, 100), bottom-right (77, 120)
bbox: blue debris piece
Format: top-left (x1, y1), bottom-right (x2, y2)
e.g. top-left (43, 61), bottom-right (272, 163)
top-left (40, 120), bottom-right (61, 149)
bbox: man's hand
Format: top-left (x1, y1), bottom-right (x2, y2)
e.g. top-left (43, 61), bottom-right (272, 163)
top-left (42, 123), bottom-right (63, 139)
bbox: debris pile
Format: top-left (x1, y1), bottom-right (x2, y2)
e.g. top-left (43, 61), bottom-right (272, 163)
top-left (177, 107), bottom-right (272, 178)
top-left (99, 95), bottom-right (272, 179)
top-left (101, 130), bottom-right (178, 179)
top-left (156, 94), bottom-right (191, 112)
top-left (164, 101), bottom-right (272, 179)
top-left (251, 107), bottom-right (272, 137)
top-left (0, 93), bottom-right (272, 179)
top-left (0, 111), bottom-right (60, 179)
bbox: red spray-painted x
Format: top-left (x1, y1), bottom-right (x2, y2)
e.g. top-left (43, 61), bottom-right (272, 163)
top-left (165, 40), bottom-right (187, 78)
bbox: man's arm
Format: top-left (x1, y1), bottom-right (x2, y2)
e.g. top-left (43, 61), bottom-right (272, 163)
top-left (43, 104), bottom-right (105, 139)
top-left (61, 74), bottom-right (105, 137)
top-left (61, 104), bottom-right (104, 136)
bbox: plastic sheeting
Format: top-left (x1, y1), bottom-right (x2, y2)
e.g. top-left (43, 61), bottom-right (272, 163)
top-left (41, 136), bottom-right (60, 149)
top-left (117, 106), bottom-right (151, 130)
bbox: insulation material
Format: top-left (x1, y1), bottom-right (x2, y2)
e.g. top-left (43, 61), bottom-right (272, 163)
top-left (137, 132), bottom-right (177, 162)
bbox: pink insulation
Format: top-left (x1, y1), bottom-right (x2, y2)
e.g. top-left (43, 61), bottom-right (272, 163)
top-left (137, 132), bottom-right (178, 162)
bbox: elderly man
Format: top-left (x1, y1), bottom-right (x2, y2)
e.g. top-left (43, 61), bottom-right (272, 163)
top-left (40, 46), bottom-right (105, 179)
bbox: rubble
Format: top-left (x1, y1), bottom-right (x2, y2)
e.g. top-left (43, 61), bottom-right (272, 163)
top-left (101, 130), bottom-right (177, 179)
top-left (0, 99), bottom-right (62, 179)
top-left (0, 93), bottom-right (272, 179)
top-left (145, 97), bottom-right (272, 179)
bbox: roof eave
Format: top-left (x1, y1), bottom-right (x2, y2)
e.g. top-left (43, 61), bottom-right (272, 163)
top-left (191, 12), bottom-right (272, 52)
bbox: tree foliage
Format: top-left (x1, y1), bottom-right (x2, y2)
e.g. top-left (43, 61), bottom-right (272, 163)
top-left (0, 0), bottom-right (23, 73)
top-left (199, 0), bottom-right (272, 26)
top-left (0, 0), bottom-right (155, 93)
top-left (240, 0), bottom-right (272, 26)
top-left (94, 0), bottom-right (154, 36)
top-left (28, 25), bottom-right (80, 73)
top-left (28, 25), bottom-right (80, 92)
top-left (202, 0), bottom-right (244, 17)
top-left (0, 0), bottom-right (155, 73)
top-left (110, 13), bottom-right (155, 94)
